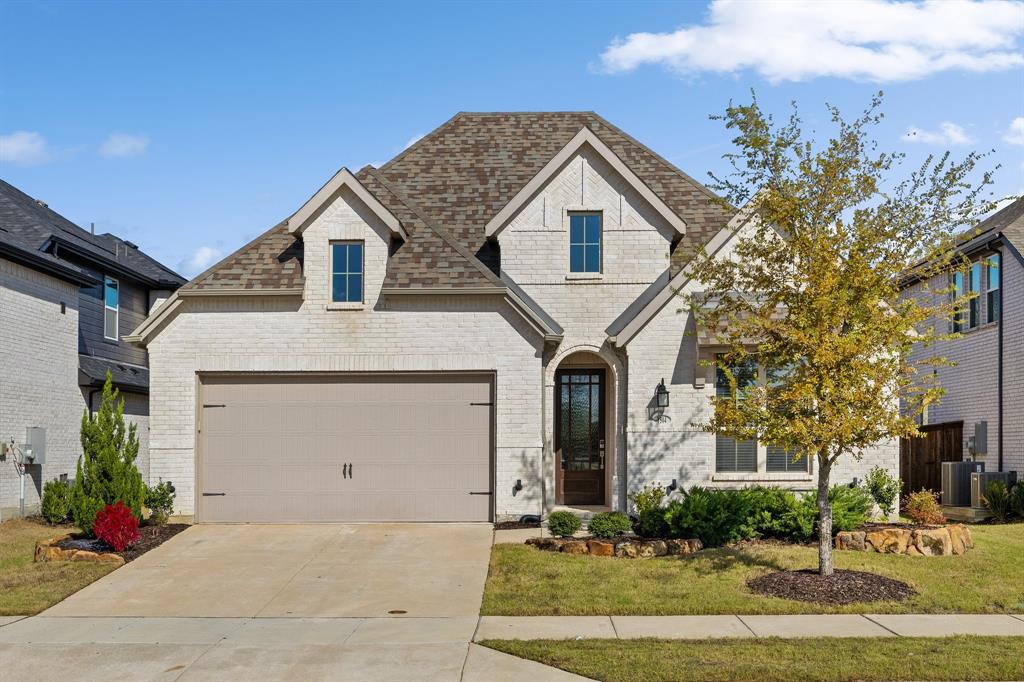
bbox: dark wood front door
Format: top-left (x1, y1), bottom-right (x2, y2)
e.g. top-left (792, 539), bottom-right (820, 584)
top-left (555, 368), bottom-right (606, 506)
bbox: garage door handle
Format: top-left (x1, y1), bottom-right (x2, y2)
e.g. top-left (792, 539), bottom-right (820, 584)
top-left (202, 492), bottom-right (226, 496)
top-left (468, 491), bottom-right (493, 495)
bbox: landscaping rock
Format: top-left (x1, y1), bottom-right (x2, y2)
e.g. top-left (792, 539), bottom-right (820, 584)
top-left (687, 539), bottom-right (703, 552)
top-left (526, 537), bottom-right (564, 552)
top-left (644, 540), bottom-right (668, 557)
top-left (913, 527), bottom-right (952, 556)
top-left (34, 536), bottom-right (124, 566)
top-left (835, 531), bottom-right (866, 551)
top-left (947, 524), bottom-right (973, 555)
top-left (587, 539), bottom-right (615, 557)
top-left (665, 539), bottom-right (689, 555)
top-left (561, 540), bottom-right (589, 555)
top-left (615, 540), bottom-right (639, 558)
top-left (865, 528), bottom-right (911, 554)
top-left (906, 543), bottom-right (923, 556)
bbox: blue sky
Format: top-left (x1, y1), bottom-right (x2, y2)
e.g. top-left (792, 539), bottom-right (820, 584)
top-left (2, 0), bottom-right (1022, 277)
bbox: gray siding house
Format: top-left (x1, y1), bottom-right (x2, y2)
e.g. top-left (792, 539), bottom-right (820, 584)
top-left (902, 197), bottom-right (1024, 489)
top-left (130, 112), bottom-right (896, 523)
top-left (0, 179), bottom-right (185, 517)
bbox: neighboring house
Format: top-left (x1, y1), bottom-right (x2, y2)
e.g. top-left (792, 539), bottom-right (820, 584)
top-left (129, 112), bottom-right (896, 523)
top-left (0, 179), bottom-right (185, 517)
top-left (901, 197), bottom-right (1024, 491)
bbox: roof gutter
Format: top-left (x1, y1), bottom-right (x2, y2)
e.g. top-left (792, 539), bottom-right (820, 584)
top-left (0, 240), bottom-right (99, 286)
top-left (46, 236), bottom-right (183, 288)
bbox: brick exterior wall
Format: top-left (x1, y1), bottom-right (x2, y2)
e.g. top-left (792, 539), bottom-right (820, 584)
top-left (145, 149), bottom-right (900, 520)
top-left (904, 241), bottom-right (1023, 476)
top-left (0, 258), bottom-right (82, 516)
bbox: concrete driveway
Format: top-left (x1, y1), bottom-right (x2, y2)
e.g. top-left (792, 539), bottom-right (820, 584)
top-left (2, 523), bottom-right (590, 681)
top-left (43, 523), bottom-right (492, 618)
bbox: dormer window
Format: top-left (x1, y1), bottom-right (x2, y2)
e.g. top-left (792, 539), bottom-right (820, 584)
top-left (331, 241), bottom-right (363, 303)
top-left (569, 213), bottom-right (601, 273)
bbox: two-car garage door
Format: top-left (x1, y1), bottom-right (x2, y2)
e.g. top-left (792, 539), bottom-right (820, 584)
top-left (197, 374), bottom-right (493, 523)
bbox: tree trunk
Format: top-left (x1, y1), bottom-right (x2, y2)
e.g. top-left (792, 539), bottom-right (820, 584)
top-left (817, 453), bottom-right (833, 577)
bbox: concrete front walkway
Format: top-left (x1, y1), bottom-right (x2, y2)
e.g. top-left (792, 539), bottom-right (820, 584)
top-left (44, 523), bottom-right (492, 618)
top-left (475, 614), bottom-right (1024, 640)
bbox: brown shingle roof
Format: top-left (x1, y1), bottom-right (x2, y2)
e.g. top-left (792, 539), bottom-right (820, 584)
top-left (187, 112), bottom-right (735, 291)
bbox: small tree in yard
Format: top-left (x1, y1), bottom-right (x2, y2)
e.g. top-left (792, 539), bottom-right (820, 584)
top-left (692, 93), bottom-right (997, 576)
top-left (71, 372), bottom-right (146, 535)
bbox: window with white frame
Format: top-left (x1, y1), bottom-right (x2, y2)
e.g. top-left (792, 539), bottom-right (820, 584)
top-left (331, 241), bottom-right (363, 303)
top-left (714, 355), bottom-right (811, 475)
top-left (103, 276), bottom-right (119, 340)
top-left (986, 254), bottom-right (1000, 324)
top-left (967, 261), bottom-right (981, 329)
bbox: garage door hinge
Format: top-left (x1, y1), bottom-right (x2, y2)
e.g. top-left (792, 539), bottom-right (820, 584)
top-left (469, 402), bottom-right (494, 406)
top-left (203, 403), bottom-right (226, 408)
top-left (202, 492), bottom-right (226, 496)
top-left (468, 491), bottom-right (493, 495)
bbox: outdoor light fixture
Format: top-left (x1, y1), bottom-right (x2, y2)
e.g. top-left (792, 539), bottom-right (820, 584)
top-left (513, 479), bottom-right (523, 496)
top-left (665, 479), bottom-right (678, 494)
top-left (655, 378), bottom-right (670, 408)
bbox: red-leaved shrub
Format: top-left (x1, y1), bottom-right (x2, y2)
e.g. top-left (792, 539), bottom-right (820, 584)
top-left (93, 501), bottom-right (140, 551)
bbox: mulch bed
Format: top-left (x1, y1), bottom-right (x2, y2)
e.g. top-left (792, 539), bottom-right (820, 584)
top-left (494, 520), bottom-right (542, 530)
top-left (56, 523), bottom-right (189, 563)
top-left (747, 569), bottom-right (917, 605)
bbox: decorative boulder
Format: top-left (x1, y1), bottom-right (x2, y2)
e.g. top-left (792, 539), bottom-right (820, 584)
top-left (865, 528), bottom-right (912, 554)
top-left (835, 531), bottom-right (866, 551)
top-left (560, 540), bottom-right (589, 555)
top-left (614, 540), bottom-right (640, 558)
top-left (526, 537), bottom-right (564, 552)
top-left (587, 540), bottom-right (615, 557)
top-left (947, 524), bottom-right (973, 555)
top-left (913, 527), bottom-right (952, 556)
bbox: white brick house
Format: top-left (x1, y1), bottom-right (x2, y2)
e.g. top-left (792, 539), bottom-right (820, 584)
top-left (902, 198), bottom-right (1024, 486)
top-left (130, 113), bottom-right (896, 523)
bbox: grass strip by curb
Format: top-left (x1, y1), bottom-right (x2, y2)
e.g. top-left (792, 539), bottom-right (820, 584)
top-left (481, 636), bottom-right (1024, 682)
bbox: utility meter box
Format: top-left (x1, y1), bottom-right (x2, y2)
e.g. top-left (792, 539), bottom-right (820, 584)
top-left (25, 427), bottom-right (46, 465)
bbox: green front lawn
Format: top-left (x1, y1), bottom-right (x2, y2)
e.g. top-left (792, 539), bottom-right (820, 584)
top-left (0, 518), bottom-right (115, 616)
top-left (482, 637), bottom-right (1024, 682)
top-left (482, 524), bottom-right (1024, 615)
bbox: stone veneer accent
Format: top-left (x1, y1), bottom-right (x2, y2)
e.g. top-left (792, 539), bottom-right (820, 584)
top-left (835, 524), bottom-right (974, 556)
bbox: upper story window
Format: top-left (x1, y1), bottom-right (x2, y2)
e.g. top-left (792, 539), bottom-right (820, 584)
top-left (967, 261), bottom-right (981, 329)
top-left (986, 254), bottom-right (1000, 324)
top-left (951, 270), bottom-right (965, 333)
top-left (103, 276), bottom-right (119, 340)
top-left (569, 213), bottom-right (601, 273)
top-left (331, 241), bottom-right (363, 303)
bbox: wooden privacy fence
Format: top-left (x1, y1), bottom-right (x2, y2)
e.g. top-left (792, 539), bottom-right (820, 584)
top-left (900, 421), bottom-right (963, 493)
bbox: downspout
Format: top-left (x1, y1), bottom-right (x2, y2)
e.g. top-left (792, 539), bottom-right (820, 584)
top-left (995, 241), bottom-right (1004, 472)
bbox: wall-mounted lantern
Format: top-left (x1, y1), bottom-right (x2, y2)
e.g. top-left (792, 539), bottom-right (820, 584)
top-left (655, 378), bottom-right (670, 409)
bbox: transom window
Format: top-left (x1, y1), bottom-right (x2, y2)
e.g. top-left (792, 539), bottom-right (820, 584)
top-left (103, 276), bottom-right (119, 340)
top-left (331, 241), bottom-right (363, 303)
top-left (569, 213), bottom-right (601, 273)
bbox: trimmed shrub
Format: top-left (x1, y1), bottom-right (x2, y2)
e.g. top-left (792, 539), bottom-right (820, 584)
top-left (93, 501), bottom-right (140, 552)
top-left (664, 487), bottom-right (758, 547)
top-left (71, 373), bottom-right (145, 535)
top-left (546, 510), bottom-right (582, 537)
top-left (41, 478), bottom-right (72, 524)
top-left (629, 483), bottom-right (668, 538)
top-left (981, 481), bottom-right (1012, 523)
top-left (145, 481), bottom-right (176, 525)
top-left (864, 465), bottom-right (902, 518)
top-left (905, 489), bottom-right (945, 525)
top-left (828, 484), bottom-right (874, 531)
top-left (1010, 482), bottom-right (1024, 519)
top-left (587, 511), bottom-right (632, 539)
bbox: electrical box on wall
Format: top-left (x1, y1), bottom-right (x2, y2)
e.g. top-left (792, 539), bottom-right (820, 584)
top-left (25, 427), bottom-right (46, 465)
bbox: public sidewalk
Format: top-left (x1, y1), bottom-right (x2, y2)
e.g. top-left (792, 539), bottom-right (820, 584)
top-left (475, 614), bottom-right (1024, 640)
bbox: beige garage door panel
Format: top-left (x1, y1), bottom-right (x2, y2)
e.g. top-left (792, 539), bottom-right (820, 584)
top-left (198, 374), bottom-right (493, 522)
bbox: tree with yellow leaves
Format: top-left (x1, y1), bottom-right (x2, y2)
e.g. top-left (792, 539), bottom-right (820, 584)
top-left (692, 93), bottom-right (997, 576)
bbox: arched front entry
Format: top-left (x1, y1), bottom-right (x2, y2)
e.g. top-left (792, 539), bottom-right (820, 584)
top-left (549, 349), bottom-right (621, 508)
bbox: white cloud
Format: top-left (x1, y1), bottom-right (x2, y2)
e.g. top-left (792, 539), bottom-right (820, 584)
top-left (902, 121), bottom-right (974, 145)
top-left (99, 133), bottom-right (150, 158)
top-left (180, 245), bottom-right (223, 277)
top-left (1003, 117), bottom-right (1024, 146)
top-left (599, 0), bottom-right (1024, 83)
top-left (0, 131), bottom-right (53, 165)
